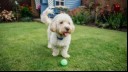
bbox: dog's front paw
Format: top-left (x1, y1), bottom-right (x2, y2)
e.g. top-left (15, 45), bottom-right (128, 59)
top-left (62, 54), bottom-right (70, 58)
top-left (52, 52), bottom-right (59, 56)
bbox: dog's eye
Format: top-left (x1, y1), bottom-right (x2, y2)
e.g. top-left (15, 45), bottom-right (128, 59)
top-left (60, 21), bottom-right (63, 24)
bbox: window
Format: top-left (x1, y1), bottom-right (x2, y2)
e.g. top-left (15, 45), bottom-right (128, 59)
top-left (55, 0), bottom-right (64, 6)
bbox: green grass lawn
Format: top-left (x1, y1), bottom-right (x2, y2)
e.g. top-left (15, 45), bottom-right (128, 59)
top-left (0, 22), bottom-right (127, 71)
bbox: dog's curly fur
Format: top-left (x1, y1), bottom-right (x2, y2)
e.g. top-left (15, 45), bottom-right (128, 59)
top-left (41, 7), bottom-right (75, 58)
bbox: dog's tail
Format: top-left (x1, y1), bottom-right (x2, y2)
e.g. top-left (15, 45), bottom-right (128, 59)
top-left (40, 7), bottom-right (53, 25)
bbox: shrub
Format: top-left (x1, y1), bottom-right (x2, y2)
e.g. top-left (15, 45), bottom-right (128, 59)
top-left (97, 3), bottom-right (127, 29)
top-left (72, 10), bottom-right (92, 25)
top-left (19, 6), bottom-right (33, 22)
top-left (20, 6), bottom-right (32, 18)
top-left (104, 12), bottom-right (127, 29)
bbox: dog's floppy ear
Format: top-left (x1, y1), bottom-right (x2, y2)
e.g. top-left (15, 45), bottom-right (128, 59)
top-left (50, 20), bottom-right (57, 32)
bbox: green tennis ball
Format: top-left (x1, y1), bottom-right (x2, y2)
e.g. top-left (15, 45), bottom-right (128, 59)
top-left (60, 59), bottom-right (68, 66)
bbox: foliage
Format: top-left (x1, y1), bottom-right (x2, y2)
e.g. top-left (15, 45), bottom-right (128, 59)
top-left (82, 1), bottom-right (127, 29)
top-left (96, 3), bottom-right (127, 29)
top-left (72, 10), bottom-right (92, 25)
top-left (105, 13), bottom-right (122, 29)
top-left (97, 10), bottom-right (127, 29)
top-left (20, 6), bottom-right (32, 18)
top-left (19, 6), bottom-right (33, 22)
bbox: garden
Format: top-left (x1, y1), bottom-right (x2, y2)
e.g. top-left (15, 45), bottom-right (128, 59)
top-left (70, 1), bottom-right (127, 31)
top-left (0, 0), bottom-right (127, 71)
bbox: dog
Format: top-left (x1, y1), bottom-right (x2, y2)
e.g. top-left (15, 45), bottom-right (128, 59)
top-left (41, 7), bottom-right (75, 58)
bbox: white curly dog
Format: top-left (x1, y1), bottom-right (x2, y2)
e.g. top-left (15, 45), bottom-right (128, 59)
top-left (41, 7), bottom-right (75, 58)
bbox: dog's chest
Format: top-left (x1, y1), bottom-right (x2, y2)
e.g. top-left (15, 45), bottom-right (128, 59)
top-left (50, 33), bottom-right (71, 47)
top-left (56, 39), bottom-right (68, 47)
top-left (51, 36), bottom-right (71, 47)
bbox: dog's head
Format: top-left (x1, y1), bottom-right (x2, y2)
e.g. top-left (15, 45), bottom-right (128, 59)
top-left (50, 13), bottom-right (75, 37)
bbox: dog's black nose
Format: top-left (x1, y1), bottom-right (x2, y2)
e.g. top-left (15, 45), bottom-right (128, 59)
top-left (65, 27), bottom-right (69, 31)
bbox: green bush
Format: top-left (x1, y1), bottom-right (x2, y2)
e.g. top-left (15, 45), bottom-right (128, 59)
top-left (20, 7), bottom-right (32, 18)
top-left (105, 12), bottom-right (127, 29)
top-left (97, 11), bottom-right (127, 29)
top-left (19, 6), bottom-right (32, 22)
top-left (72, 11), bottom-right (91, 25)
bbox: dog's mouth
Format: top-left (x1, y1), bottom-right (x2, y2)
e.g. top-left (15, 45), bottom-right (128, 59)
top-left (63, 32), bottom-right (70, 36)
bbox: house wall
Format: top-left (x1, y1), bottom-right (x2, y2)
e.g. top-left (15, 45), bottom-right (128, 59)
top-left (40, 0), bottom-right (81, 13)
top-left (65, 0), bottom-right (81, 10)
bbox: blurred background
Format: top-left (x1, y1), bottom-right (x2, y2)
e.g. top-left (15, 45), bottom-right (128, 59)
top-left (0, 0), bottom-right (127, 31)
